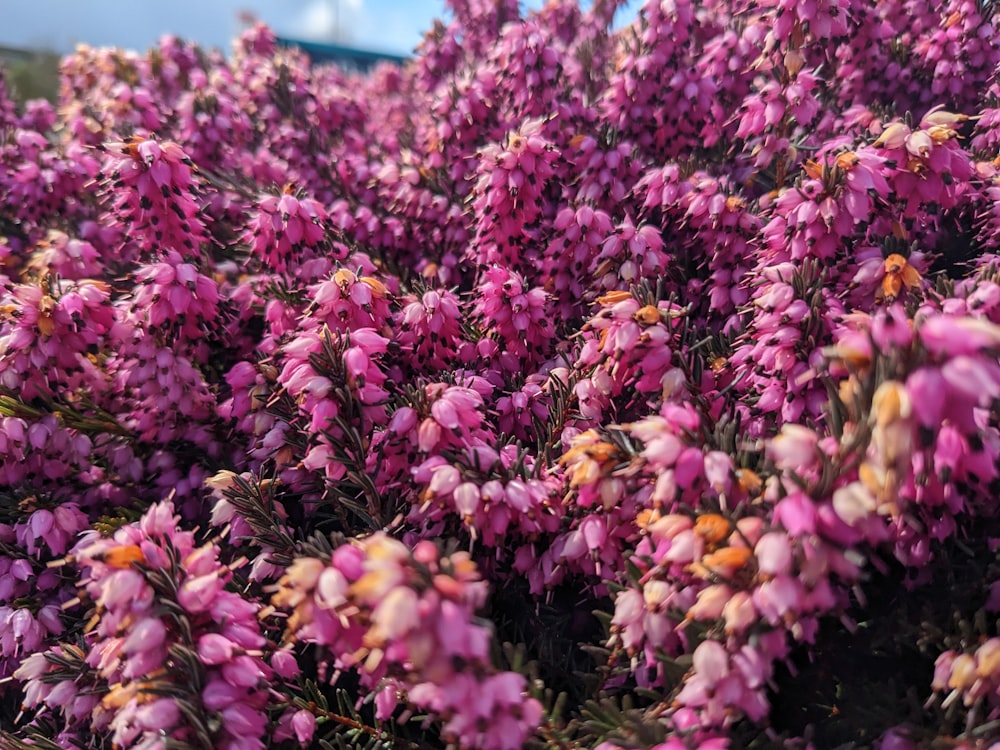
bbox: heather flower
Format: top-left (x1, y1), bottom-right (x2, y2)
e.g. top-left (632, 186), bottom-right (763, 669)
top-left (272, 534), bottom-right (543, 749)
top-left (0, 277), bottom-right (114, 400)
top-left (17, 501), bottom-right (275, 748)
top-left (468, 118), bottom-right (558, 270)
top-left (759, 148), bottom-right (890, 266)
top-left (127, 249), bottom-right (222, 351)
top-left (395, 286), bottom-right (467, 371)
top-left (412, 445), bottom-right (561, 551)
top-left (592, 215), bottom-right (669, 292)
top-left (174, 68), bottom-right (256, 171)
top-left (600, 0), bottom-right (721, 161)
top-left (495, 378), bottom-right (549, 441)
top-left (25, 229), bottom-right (103, 280)
top-left (97, 134), bottom-right (207, 259)
top-left (672, 638), bottom-right (775, 727)
top-left (488, 12), bottom-right (567, 122)
top-left (109, 334), bottom-right (218, 449)
top-left (0, 128), bottom-right (101, 241)
top-left (870, 114), bottom-right (974, 219)
top-left (5, 1), bottom-right (1000, 747)
top-left (304, 267), bottom-right (393, 335)
top-left (543, 202), bottom-right (615, 315)
top-left (572, 289), bottom-right (687, 422)
top-left (930, 637), bottom-right (1000, 714)
top-left (242, 185), bottom-right (333, 273)
top-left (277, 326), bottom-right (390, 484)
top-left (474, 264), bottom-right (555, 372)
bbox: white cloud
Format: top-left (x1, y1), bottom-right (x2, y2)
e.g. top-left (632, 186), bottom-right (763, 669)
top-left (289, 0), bottom-right (363, 43)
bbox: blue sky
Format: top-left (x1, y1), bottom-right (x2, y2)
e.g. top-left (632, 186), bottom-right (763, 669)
top-left (0, 0), bottom-right (470, 56)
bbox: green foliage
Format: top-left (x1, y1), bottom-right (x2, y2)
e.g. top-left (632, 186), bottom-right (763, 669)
top-left (2, 53), bottom-right (60, 104)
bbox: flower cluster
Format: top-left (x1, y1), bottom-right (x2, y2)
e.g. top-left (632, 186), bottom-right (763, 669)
top-left (474, 264), bottom-right (554, 372)
top-left (97, 134), bottom-right (207, 259)
top-left (243, 186), bottom-right (331, 273)
top-left (469, 118), bottom-right (558, 270)
top-left (3, 0), bottom-right (1000, 747)
top-left (272, 534), bottom-right (544, 750)
top-left (16, 501), bottom-right (274, 749)
top-left (932, 639), bottom-right (1000, 714)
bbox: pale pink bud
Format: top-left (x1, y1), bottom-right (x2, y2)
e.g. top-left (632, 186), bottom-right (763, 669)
top-left (292, 709), bottom-right (317, 743)
top-left (375, 685), bottom-right (399, 719)
top-left (429, 465), bottom-right (461, 496)
top-left (580, 516), bottom-right (607, 550)
top-left (124, 617), bottom-right (166, 655)
top-left (317, 567), bottom-right (349, 609)
top-left (177, 572), bottom-right (225, 613)
top-left (453, 482), bottom-right (480, 518)
top-left (687, 584), bottom-right (733, 621)
top-left (418, 418), bottom-right (441, 451)
top-left (371, 586), bottom-right (420, 641)
top-left (692, 639), bottom-right (730, 683)
top-left (723, 591), bottom-right (756, 634)
top-left (832, 482), bottom-right (877, 526)
top-left (754, 532), bottom-right (794, 577)
top-left (198, 633), bottom-right (236, 665)
top-left (221, 654), bottom-right (267, 688)
top-left (872, 121), bottom-right (909, 149)
top-left (134, 698), bottom-right (180, 731)
top-left (643, 580), bottom-right (673, 610)
top-left (271, 649), bottom-right (301, 680)
top-left (767, 424), bottom-right (819, 473)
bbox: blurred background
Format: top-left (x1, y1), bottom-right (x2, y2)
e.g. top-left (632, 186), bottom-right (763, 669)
top-left (1, 0), bottom-right (457, 56)
top-left (0, 0), bottom-right (474, 101)
top-left (0, 0), bottom-right (637, 102)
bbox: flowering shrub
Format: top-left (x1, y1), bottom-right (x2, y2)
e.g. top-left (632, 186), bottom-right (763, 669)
top-left (2, 0), bottom-right (1000, 747)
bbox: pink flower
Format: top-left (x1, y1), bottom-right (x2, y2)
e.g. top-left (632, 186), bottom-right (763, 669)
top-left (198, 633), bottom-right (237, 665)
top-left (754, 533), bottom-right (794, 577)
top-left (752, 575), bottom-right (805, 625)
top-left (291, 709), bottom-right (316, 743)
top-left (177, 572), bottom-right (227, 613)
top-left (920, 316), bottom-right (1000, 356)
top-left (692, 639), bottom-right (730, 684)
